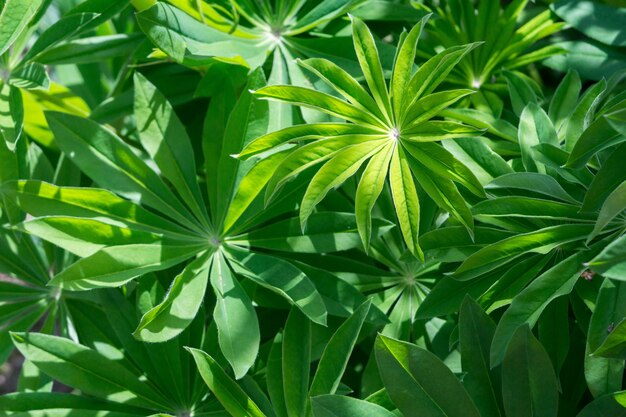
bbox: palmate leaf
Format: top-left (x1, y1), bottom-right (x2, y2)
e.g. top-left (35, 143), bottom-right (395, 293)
top-left (239, 16), bottom-right (484, 258)
top-left (4, 71), bottom-right (361, 364)
top-left (415, 0), bottom-right (564, 95)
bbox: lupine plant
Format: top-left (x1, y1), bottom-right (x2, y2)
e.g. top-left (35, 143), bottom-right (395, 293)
top-left (0, 1), bottom-right (625, 417)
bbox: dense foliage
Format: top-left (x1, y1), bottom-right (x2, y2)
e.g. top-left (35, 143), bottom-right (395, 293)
top-left (0, 0), bottom-right (625, 416)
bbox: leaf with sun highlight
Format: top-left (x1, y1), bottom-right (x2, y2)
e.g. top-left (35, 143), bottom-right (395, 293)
top-left (239, 15), bottom-right (483, 258)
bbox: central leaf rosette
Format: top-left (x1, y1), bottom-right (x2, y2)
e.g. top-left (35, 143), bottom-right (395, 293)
top-left (237, 16), bottom-right (486, 259)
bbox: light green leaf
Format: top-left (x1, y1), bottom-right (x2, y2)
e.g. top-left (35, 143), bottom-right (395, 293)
top-left (389, 146), bottom-right (422, 259)
top-left (49, 243), bottom-right (204, 290)
top-left (18, 216), bottom-right (170, 257)
top-left (11, 332), bottom-right (170, 411)
top-left (300, 140), bottom-right (386, 230)
top-left (134, 251), bottom-right (212, 342)
top-left (299, 57), bottom-right (385, 122)
top-left (223, 149), bottom-right (290, 233)
top-left (391, 16), bottom-right (429, 115)
top-left (254, 85), bottom-right (384, 128)
top-left (0, 0), bottom-right (45, 56)
top-left (350, 16), bottom-right (392, 123)
top-left (236, 123), bottom-right (375, 160)
top-left (356, 143), bottom-right (393, 251)
top-left (3, 180), bottom-right (189, 237)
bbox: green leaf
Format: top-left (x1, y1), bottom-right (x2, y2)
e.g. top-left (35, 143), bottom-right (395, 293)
top-left (0, 0), bottom-right (45, 56)
top-left (136, 2), bottom-right (267, 67)
top-left (254, 85), bottom-right (384, 128)
top-left (133, 72), bottom-right (208, 225)
top-left (8, 62), bottom-right (50, 90)
top-left (311, 395), bottom-right (397, 417)
top-left (45, 111), bottom-right (201, 232)
top-left (563, 79), bottom-right (607, 151)
top-left (518, 103), bottom-right (558, 173)
top-left (11, 332), bottom-right (170, 411)
top-left (589, 181), bottom-right (626, 242)
top-left (236, 123), bottom-right (375, 160)
top-left (227, 249), bottom-right (327, 326)
top-left (283, 308), bottom-right (311, 417)
top-left (375, 334), bottom-right (481, 417)
top-left (389, 146), bottom-right (422, 259)
top-left (490, 243), bottom-right (604, 366)
top-left (133, 251), bottom-right (212, 342)
top-left (567, 117), bottom-right (624, 169)
top-left (289, 0), bottom-right (356, 35)
top-left (215, 68), bottom-right (269, 227)
top-left (3, 180), bottom-right (189, 237)
top-left (577, 392), bottom-right (626, 417)
top-left (583, 143), bottom-right (626, 212)
top-left (35, 34), bottom-right (144, 65)
top-left (501, 326), bottom-right (559, 417)
top-left (264, 135), bottom-right (381, 202)
top-left (552, 0), bottom-right (626, 47)
top-left (300, 139), bottom-right (386, 230)
top-left (223, 149), bottom-right (289, 234)
top-left (485, 172), bottom-right (579, 204)
top-left (356, 143), bottom-right (393, 251)
top-left (309, 300), bottom-right (372, 396)
top-left (0, 82), bottom-right (24, 150)
top-left (505, 71), bottom-right (540, 117)
top-left (232, 212), bottom-right (391, 253)
top-left (299, 57), bottom-right (385, 123)
top-left (0, 392), bottom-right (148, 415)
top-left (588, 234), bottom-right (626, 280)
top-left (544, 40), bottom-right (626, 81)
top-left (210, 251), bottom-right (259, 379)
top-left (391, 16), bottom-right (429, 116)
top-left (187, 348), bottom-right (267, 417)
top-left (548, 70), bottom-right (581, 133)
top-left (48, 243), bottom-right (204, 290)
top-left (18, 216), bottom-right (169, 257)
top-left (459, 297), bottom-right (502, 417)
top-left (455, 225), bottom-right (593, 281)
top-left (350, 15), bottom-right (392, 123)
top-left (472, 197), bottom-right (591, 221)
top-left (585, 278), bottom-right (626, 398)
top-left (594, 318), bottom-right (626, 359)
top-left (402, 141), bottom-right (484, 197)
